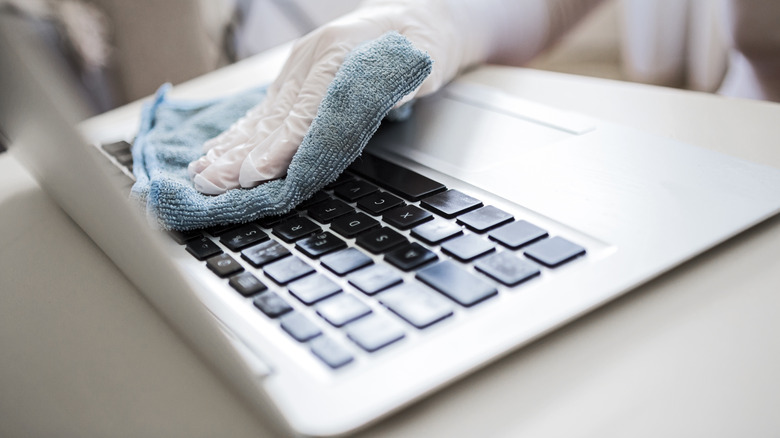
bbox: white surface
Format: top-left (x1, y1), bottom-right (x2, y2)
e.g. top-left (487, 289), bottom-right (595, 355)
top-left (2, 45), bottom-right (780, 437)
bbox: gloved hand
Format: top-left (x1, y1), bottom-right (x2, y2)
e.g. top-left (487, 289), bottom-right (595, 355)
top-left (188, 0), bottom-right (603, 195)
top-left (188, 0), bottom-right (493, 195)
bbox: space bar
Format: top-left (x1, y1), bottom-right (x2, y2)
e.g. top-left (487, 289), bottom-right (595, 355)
top-left (349, 153), bottom-right (446, 201)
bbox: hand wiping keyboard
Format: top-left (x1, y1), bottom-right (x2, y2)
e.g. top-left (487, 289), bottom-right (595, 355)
top-left (130, 32), bottom-right (432, 231)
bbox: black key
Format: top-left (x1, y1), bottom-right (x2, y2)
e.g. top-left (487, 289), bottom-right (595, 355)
top-left (345, 314), bottom-right (405, 352)
top-left (333, 180), bottom-right (379, 202)
top-left (440, 234), bottom-right (495, 262)
top-left (324, 172), bottom-right (356, 189)
top-left (348, 265), bottom-right (403, 295)
top-left (379, 283), bottom-right (453, 329)
top-left (420, 189), bottom-right (483, 219)
top-left (263, 255), bottom-right (315, 285)
top-left (241, 240), bottom-right (291, 267)
top-left (474, 251), bottom-right (541, 286)
top-left (416, 260), bottom-right (498, 307)
top-left (355, 227), bottom-right (408, 254)
top-left (356, 191), bottom-right (404, 215)
top-left (382, 204), bottom-right (433, 230)
top-left (456, 205), bottom-right (514, 233)
top-left (307, 198), bottom-right (354, 223)
top-left (272, 216), bottom-right (320, 242)
top-left (115, 152), bottom-right (133, 166)
top-left (320, 248), bottom-right (373, 276)
top-left (385, 242), bottom-right (437, 271)
top-left (349, 153), bottom-right (446, 201)
top-left (297, 191), bottom-right (330, 210)
top-left (524, 236), bottom-right (586, 267)
top-left (310, 336), bottom-right (353, 369)
top-left (206, 253), bottom-right (244, 277)
top-left (220, 224), bottom-right (268, 251)
top-left (410, 218), bottom-right (463, 245)
top-left (205, 223), bottom-right (240, 236)
top-left (101, 140), bottom-right (131, 157)
top-left (255, 212), bottom-right (297, 228)
top-left (330, 212), bottom-right (379, 238)
top-left (253, 291), bottom-right (293, 318)
top-left (280, 312), bottom-right (322, 342)
top-left (168, 229), bottom-right (202, 244)
top-left (316, 293), bottom-right (372, 327)
top-left (295, 232), bottom-right (347, 258)
top-left (206, 254), bottom-right (244, 278)
top-left (488, 220), bottom-right (548, 249)
top-left (186, 237), bottom-right (222, 260)
top-left (288, 273), bottom-right (341, 305)
top-left (229, 272), bottom-right (268, 296)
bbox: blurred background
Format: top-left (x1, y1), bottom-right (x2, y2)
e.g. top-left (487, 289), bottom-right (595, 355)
top-left (0, 0), bottom-right (742, 114)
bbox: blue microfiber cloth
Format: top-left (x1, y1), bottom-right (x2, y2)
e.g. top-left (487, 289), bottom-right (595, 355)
top-left (131, 31), bottom-right (432, 231)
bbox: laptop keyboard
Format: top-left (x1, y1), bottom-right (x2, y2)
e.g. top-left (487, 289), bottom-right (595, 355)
top-left (103, 141), bottom-right (586, 370)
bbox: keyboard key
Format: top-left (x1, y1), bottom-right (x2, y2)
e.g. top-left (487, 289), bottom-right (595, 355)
top-left (220, 224), bottom-right (268, 251)
top-left (416, 260), bottom-right (498, 307)
top-left (349, 153), bottom-right (446, 201)
top-left (334, 179), bottom-right (379, 202)
top-left (316, 293), bottom-right (372, 327)
top-left (440, 234), bottom-right (495, 262)
top-left (280, 312), bottom-right (322, 342)
top-left (456, 205), bottom-right (514, 233)
top-left (320, 248), bottom-right (373, 276)
top-left (524, 236), bottom-right (586, 267)
top-left (345, 313), bottom-right (405, 352)
top-left (115, 152), bottom-right (133, 166)
top-left (255, 212), bottom-right (297, 228)
top-left (474, 251), bottom-right (541, 286)
top-left (307, 198), bottom-right (354, 223)
top-left (101, 140), bottom-right (132, 157)
top-left (330, 212), bottom-right (379, 238)
top-left (383, 204), bottom-right (433, 230)
top-left (228, 272), bottom-right (268, 296)
top-left (310, 336), bottom-right (353, 369)
top-left (488, 220), bottom-right (548, 249)
top-left (241, 240), bottom-right (291, 267)
top-left (295, 232), bottom-right (347, 258)
top-left (379, 283), bottom-right (453, 329)
top-left (420, 189), bottom-right (482, 219)
top-left (324, 172), bottom-right (356, 189)
top-left (205, 223), bottom-right (240, 236)
top-left (297, 191), bottom-right (330, 210)
top-left (186, 237), bottom-right (222, 261)
top-left (168, 229), bottom-right (202, 244)
top-left (253, 291), bottom-right (293, 318)
top-left (385, 242), bottom-right (437, 271)
top-left (348, 264), bottom-right (403, 295)
top-left (410, 218), bottom-right (463, 245)
top-left (288, 273), bottom-right (341, 305)
top-left (355, 227), bottom-right (408, 254)
top-left (273, 216), bottom-right (320, 242)
top-left (356, 191), bottom-right (404, 215)
top-left (206, 253), bottom-right (244, 277)
top-left (263, 255), bottom-right (315, 285)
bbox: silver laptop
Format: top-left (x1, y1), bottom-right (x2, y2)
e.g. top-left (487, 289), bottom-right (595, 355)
top-left (4, 15), bottom-right (780, 436)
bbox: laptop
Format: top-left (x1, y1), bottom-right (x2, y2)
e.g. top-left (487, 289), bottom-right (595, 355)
top-left (4, 15), bottom-right (780, 436)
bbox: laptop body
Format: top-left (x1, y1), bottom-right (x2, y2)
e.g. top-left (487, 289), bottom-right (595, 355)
top-left (3, 16), bottom-right (780, 437)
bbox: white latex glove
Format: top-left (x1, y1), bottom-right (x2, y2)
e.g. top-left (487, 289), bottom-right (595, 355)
top-left (189, 0), bottom-right (603, 195)
top-left (188, 0), bottom-right (492, 194)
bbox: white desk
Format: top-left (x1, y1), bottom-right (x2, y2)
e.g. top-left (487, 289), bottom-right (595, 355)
top-left (2, 45), bottom-right (780, 437)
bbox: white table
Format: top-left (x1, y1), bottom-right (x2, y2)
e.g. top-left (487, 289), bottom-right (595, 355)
top-left (2, 45), bottom-right (780, 437)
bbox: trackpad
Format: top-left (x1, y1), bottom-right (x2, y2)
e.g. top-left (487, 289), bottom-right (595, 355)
top-left (370, 93), bottom-right (574, 176)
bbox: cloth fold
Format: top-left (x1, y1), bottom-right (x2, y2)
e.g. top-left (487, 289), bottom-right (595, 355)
top-left (130, 31), bottom-right (432, 231)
